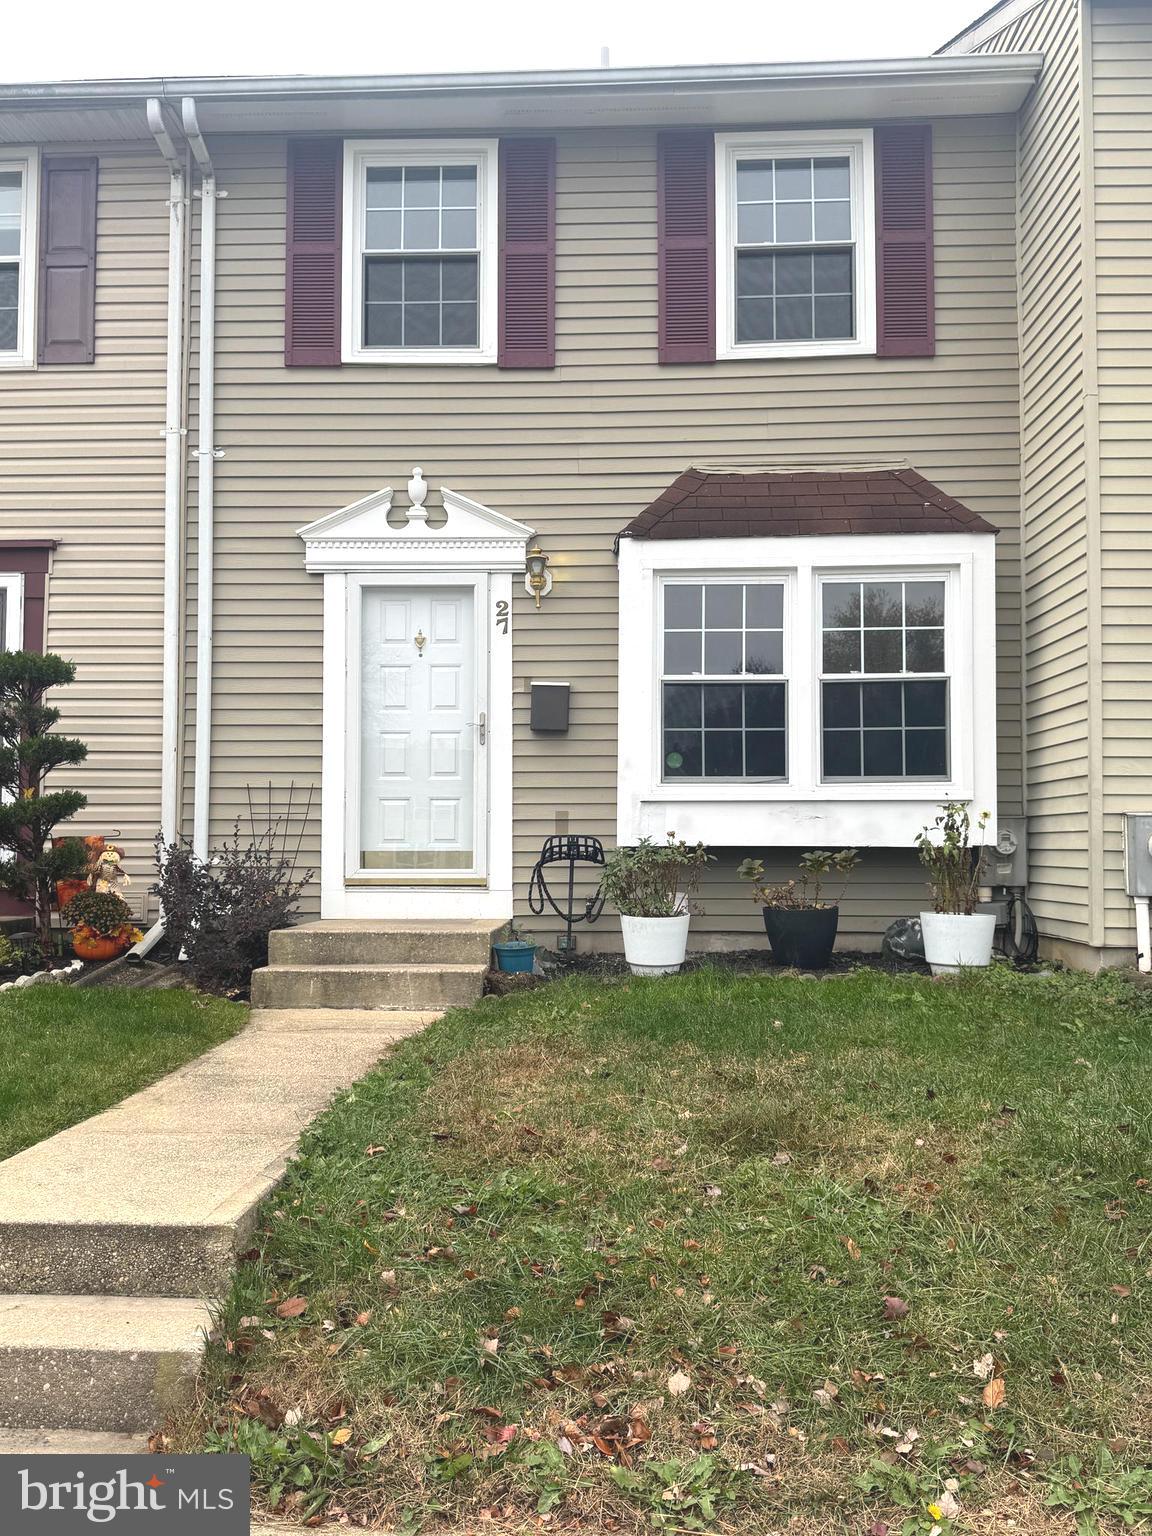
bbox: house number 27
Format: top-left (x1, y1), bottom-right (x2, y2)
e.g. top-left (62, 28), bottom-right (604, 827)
top-left (495, 599), bottom-right (509, 634)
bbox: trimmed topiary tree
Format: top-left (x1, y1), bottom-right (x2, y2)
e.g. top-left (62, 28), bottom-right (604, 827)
top-left (0, 651), bottom-right (89, 953)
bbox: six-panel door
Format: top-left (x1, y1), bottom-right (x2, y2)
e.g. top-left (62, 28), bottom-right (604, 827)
top-left (359, 586), bottom-right (479, 874)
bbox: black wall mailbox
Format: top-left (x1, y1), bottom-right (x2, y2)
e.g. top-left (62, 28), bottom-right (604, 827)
top-left (530, 680), bottom-right (570, 733)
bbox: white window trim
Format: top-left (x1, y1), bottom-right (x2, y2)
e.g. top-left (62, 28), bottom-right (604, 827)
top-left (0, 150), bottom-right (40, 371)
top-left (617, 532), bottom-right (997, 849)
top-left (0, 573), bottom-right (24, 648)
top-left (659, 573), bottom-right (791, 784)
top-left (816, 571), bottom-right (952, 785)
top-left (341, 138), bottom-right (499, 366)
top-left (714, 128), bottom-right (876, 362)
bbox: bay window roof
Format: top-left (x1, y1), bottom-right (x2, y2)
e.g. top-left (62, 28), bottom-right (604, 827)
top-left (619, 465), bottom-right (999, 542)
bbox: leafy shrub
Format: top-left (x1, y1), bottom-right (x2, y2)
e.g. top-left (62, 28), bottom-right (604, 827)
top-left (0, 650), bottom-right (89, 951)
top-left (154, 818), bottom-right (312, 996)
top-left (599, 835), bottom-right (712, 918)
top-left (0, 931), bottom-right (20, 971)
top-left (916, 801), bottom-right (989, 915)
top-left (61, 890), bottom-right (133, 937)
top-left (738, 847), bottom-right (861, 909)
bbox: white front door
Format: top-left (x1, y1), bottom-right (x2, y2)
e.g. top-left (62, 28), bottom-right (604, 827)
top-left (354, 582), bottom-right (486, 880)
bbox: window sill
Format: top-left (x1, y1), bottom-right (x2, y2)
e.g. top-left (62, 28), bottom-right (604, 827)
top-left (623, 791), bottom-right (976, 850)
top-left (716, 338), bottom-right (876, 362)
top-left (0, 357), bottom-right (36, 371)
top-left (341, 348), bottom-right (496, 367)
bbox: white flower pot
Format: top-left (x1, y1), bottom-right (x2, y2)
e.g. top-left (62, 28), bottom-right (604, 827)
top-left (620, 913), bottom-right (691, 976)
top-left (920, 911), bottom-right (996, 976)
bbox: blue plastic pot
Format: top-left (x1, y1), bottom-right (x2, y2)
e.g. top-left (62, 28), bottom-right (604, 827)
top-left (493, 940), bottom-right (537, 973)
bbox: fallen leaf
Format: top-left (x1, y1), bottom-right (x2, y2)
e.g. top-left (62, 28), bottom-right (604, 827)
top-left (937, 1490), bottom-right (961, 1519)
top-left (972, 1352), bottom-right (994, 1381)
top-left (666, 1369), bottom-right (691, 1396)
top-left (275, 1296), bottom-right (308, 1320)
top-left (771, 1151), bottom-right (792, 1167)
top-left (982, 1378), bottom-right (1006, 1410)
top-left (1110, 1284), bottom-right (1132, 1298)
top-left (331, 1427), bottom-right (352, 1446)
top-left (839, 1235), bottom-right (862, 1262)
top-left (882, 1296), bottom-right (910, 1321)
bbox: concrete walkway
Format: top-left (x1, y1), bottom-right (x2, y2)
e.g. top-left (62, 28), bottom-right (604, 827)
top-left (0, 1006), bottom-right (435, 1444)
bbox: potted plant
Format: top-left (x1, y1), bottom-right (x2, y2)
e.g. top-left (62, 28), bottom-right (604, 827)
top-left (600, 835), bottom-right (712, 976)
top-left (61, 891), bottom-right (143, 962)
top-left (492, 926), bottom-right (537, 973)
top-left (738, 849), bottom-right (861, 969)
top-left (915, 802), bottom-right (994, 975)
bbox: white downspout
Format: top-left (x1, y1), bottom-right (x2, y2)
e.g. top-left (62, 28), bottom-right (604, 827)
top-left (182, 97), bottom-right (219, 862)
top-left (1135, 898), bottom-right (1152, 974)
top-left (130, 100), bottom-right (189, 963)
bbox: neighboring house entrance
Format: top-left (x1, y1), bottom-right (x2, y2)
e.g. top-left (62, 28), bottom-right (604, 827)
top-left (298, 475), bottom-right (531, 921)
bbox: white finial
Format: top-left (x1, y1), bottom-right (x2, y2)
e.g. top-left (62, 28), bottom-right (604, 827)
top-left (407, 466), bottom-right (428, 521)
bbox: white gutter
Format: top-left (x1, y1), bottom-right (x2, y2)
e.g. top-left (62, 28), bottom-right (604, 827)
top-left (129, 99), bottom-right (189, 964)
top-left (182, 96), bottom-right (219, 862)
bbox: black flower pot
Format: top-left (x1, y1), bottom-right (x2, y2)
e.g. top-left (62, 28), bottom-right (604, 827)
top-left (762, 905), bottom-right (840, 969)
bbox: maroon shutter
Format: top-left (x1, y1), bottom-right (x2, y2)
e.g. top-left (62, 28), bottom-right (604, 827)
top-left (37, 156), bottom-right (97, 365)
top-left (657, 132), bottom-right (714, 364)
top-left (285, 139), bottom-right (342, 367)
top-left (498, 138), bottom-right (556, 368)
top-left (875, 125), bottom-right (935, 358)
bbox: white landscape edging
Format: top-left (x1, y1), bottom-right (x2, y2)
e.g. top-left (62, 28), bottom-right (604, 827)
top-left (0, 961), bottom-right (84, 993)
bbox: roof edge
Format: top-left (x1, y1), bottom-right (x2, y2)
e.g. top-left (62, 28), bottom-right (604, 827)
top-left (0, 51), bottom-right (1043, 108)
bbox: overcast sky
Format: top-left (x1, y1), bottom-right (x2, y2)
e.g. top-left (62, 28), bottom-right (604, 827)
top-left (5, 0), bottom-right (982, 83)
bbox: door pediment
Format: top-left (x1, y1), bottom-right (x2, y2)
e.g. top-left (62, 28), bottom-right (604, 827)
top-left (298, 474), bottom-right (536, 574)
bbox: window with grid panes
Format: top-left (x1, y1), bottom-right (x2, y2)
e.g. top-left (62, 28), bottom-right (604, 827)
top-left (362, 162), bottom-right (481, 350)
top-left (0, 166), bottom-right (28, 359)
top-left (661, 580), bottom-right (787, 780)
top-left (820, 578), bottom-right (949, 780)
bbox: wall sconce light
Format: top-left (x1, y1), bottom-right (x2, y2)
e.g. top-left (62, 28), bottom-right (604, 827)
top-left (525, 544), bottom-right (552, 608)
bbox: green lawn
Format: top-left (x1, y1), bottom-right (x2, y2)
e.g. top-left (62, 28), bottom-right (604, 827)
top-left (0, 984), bottom-right (246, 1162)
top-left (191, 967), bottom-right (1152, 1534)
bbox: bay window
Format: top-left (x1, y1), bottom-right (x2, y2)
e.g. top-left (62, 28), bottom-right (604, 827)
top-left (617, 532), bottom-right (996, 849)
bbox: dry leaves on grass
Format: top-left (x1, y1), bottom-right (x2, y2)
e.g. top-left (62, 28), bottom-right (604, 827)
top-left (274, 1296), bottom-right (308, 1320)
top-left (982, 1377), bottom-right (1006, 1411)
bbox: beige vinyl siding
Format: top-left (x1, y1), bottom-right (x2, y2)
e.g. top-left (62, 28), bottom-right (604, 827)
top-left (0, 147), bottom-right (168, 919)
top-left (189, 117), bottom-right (1021, 945)
top-left (1092, 0), bottom-right (1152, 951)
top-left (969, 0), bottom-right (1098, 951)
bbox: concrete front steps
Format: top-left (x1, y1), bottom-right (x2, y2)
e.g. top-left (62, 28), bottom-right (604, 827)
top-left (251, 919), bottom-right (501, 1010)
top-left (0, 1005), bottom-right (433, 1441)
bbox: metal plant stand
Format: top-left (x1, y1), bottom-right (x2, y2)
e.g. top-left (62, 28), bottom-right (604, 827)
top-left (526, 834), bottom-right (607, 950)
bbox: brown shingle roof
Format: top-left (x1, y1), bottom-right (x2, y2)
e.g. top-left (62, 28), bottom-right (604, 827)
top-left (618, 467), bottom-right (999, 541)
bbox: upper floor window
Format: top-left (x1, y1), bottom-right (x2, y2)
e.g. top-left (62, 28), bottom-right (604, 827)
top-left (715, 129), bottom-right (875, 362)
top-left (342, 139), bottom-right (498, 365)
top-left (0, 154), bottom-right (38, 369)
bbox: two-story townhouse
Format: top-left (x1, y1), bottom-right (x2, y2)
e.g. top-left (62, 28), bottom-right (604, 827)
top-left (0, 1), bottom-right (1147, 970)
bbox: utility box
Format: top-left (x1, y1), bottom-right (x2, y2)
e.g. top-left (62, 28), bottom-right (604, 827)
top-left (978, 815), bottom-right (1028, 888)
top-left (530, 680), bottom-right (570, 734)
top-left (1123, 813), bottom-right (1152, 896)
